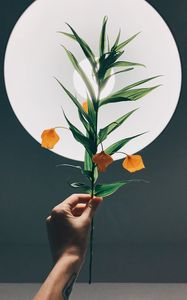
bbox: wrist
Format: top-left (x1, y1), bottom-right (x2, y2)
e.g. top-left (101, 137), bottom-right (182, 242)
top-left (61, 245), bottom-right (87, 262)
top-left (34, 253), bottom-right (82, 300)
top-left (53, 251), bottom-right (83, 290)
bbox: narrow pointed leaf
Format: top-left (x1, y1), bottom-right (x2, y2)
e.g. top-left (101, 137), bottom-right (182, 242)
top-left (98, 50), bottom-right (124, 80)
top-left (115, 32), bottom-right (141, 51)
top-left (99, 16), bottom-right (108, 57)
top-left (57, 163), bottom-right (92, 181)
top-left (55, 78), bottom-right (95, 128)
top-left (84, 150), bottom-right (93, 172)
top-left (99, 86), bottom-right (160, 106)
top-left (111, 60), bottom-right (145, 68)
top-left (65, 23), bottom-right (97, 70)
top-left (98, 108), bottom-right (138, 144)
top-left (62, 46), bottom-right (96, 101)
top-left (87, 97), bottom-right (97, 131)
top-left (71, 182), bottom-right (87, 188)
top-left (121, 75), bottom-right (161, 91)
top-left (94, 166), bottom-right (98, 183)
top-left (95, 179), bottom-right (149, 197)
top-left (83, 137), bottom-right (98, 182)
top-left (94, 181), bottom-right (126, 197)
top-left (57, 163), bottom-right (82, 170)
top-left (78, 110), bottom-right (90, 133)
top-left (63, 110), bottom-right (96, 155)
top-left (113, 86), bottom-right (160, 99)
top-left (55, 78), bottom-right (88, 118)
top-left (107, 35), bottom-right (110, 52)
top-left (70, 182), bottom-right (91, 193)
top-left (58, 31), bottom-right (76, 40)
top-left (104, 67), bottom-right (134, 82)
top-left (105, 132), bottom-right (145, 155)
top-left (111, 29), bottom-right (121, 50)
top-left (113, 67), bottom-right (134, 76)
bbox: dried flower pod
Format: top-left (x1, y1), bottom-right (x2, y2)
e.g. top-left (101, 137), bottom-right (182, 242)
top-left (122, 154), bottom-right (145, 173)
top-left (92, 151), bottom-right (113, 172)
top-left (41, 128), bottom-right (60, 149)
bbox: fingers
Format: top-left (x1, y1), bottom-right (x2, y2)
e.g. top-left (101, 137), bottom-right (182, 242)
top-left (65, 194), bottom-right (92, 209)
top-left (48, 194), bottom-right (103, 221)
top-left (81, 196), bottom-right (103, 220)
top-left (46, 216), bottom-right (51, 223)
top-left (50, 194), bottom-right (91, 217)
top-left (72, 203), bottom-right (87, 216)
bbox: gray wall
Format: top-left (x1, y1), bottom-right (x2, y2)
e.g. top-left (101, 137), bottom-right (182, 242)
top-left (0, 0), bottom-right (187, 282)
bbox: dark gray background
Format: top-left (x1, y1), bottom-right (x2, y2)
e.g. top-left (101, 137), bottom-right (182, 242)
top-left (0, 0), bottom-right (187, 283)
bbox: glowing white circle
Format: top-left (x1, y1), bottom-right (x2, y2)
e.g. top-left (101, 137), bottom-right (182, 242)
top-left (4, 0), bottom-right (181, 161)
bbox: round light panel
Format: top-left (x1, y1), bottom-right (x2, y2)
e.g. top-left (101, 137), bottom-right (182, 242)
top-left (4, 0), bottom-right (181, 161)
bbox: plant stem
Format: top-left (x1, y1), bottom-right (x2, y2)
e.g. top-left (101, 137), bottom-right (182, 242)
top-left (89, 217), bottom-right (94, 284)
top-left (88, 89), bottom-right (100, 284)
top-left (116, 151), bottom-right (128, 156)
top-left (88, 130), bottom-right (96, 285)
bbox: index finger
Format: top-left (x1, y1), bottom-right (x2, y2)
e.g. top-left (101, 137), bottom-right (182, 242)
top-left (52, 193), bottom-right (92, 214)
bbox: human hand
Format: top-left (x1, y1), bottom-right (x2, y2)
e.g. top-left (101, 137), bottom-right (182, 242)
top-left (46, 194), bottom-right (103, 262)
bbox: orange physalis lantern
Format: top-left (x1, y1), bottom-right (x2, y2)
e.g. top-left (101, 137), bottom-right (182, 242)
top-left (82, 100), bottom-right (88, 113)
top-left (122, 154), bottom-right (145, 173)
top-left (41, 128), bottom-right (60, 149)
top-left (92, 151), bottom-right (113, 172)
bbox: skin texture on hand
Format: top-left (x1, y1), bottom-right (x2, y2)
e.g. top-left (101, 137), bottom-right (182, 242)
top-left (46, 193), bottom-right (103, 261)
top-left (33, 194), bottom-right (103, 300)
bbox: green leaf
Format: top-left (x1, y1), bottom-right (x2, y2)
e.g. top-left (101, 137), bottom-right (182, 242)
top-left (111, 60), bottom-right (145, 68)
top-left (99, 16), bottom-right (108, 57)
top-left (120, 75), bottom-right (161, 91)
top-left (62, 109), bottom-right (96, 156)
top-left (78, 110), bottom-right (90, 134)
top-left (70, 182), bottom-right (91, 193)
top-left (55, 78), bottom-right (96, 131)
top-left (62, 46), bottom-right (96, 101)
top-left (94, 166), bottom-right (98, 183)
top-left (105, 132), bottom-right (145, 155)
top-left (56, 163), bottom-right (82, 170)
top-left (65, 23), bottom-right (97, 71)
top-left (57, 163), bottom-right (93, 181)
top-left (103, 68), bottom-right (134, 83)
top-left (98, 50), bottom-right (124, 80)
top-left (100, 68), bottom-right (113, 90)
top-left (100, 75), bottom-right (161, 106)
top-left (71, 182), bottom-right (86, 188)
top-left (84, 150), bottom-right (93, 172)
top-left (98, 108), bottom-right (138, 144)
top-left (111, 29), bottom-right (121, 50)
top-left (87, 96), bottom-right (97, 130)
top-left (94, 181), bottom-right (126, 197)
top-left (107, 35), bottom-right (110, 52)
top-left (115, 32), bottom-right (141, 51)
top-left (58, 31), bottom-right (75, 40)
top-left (99, 86), bottom-right (160, 107)
top-left (94, 179), bottom-right (149, 197)
top-left (83, 150), bottom-right (98, 183)
top-left (55, 78), bottom-right (90, 120)
top-left (113, 86), bottom-right (159, 99)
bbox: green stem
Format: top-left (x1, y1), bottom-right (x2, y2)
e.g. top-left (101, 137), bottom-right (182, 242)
top-left (88, 89), bottom-right (100, 284)
top-left (89, 217), bottom-right (94, 284)
top-left (88, 133), bottom-right (96, 285)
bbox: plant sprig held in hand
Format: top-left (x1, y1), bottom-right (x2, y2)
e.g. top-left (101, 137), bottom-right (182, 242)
top-left (41, 16), bottom-right (160, 283)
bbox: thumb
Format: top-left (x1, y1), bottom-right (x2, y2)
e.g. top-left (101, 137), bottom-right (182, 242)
top-left (81, 196), bottom-right (103, 220)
